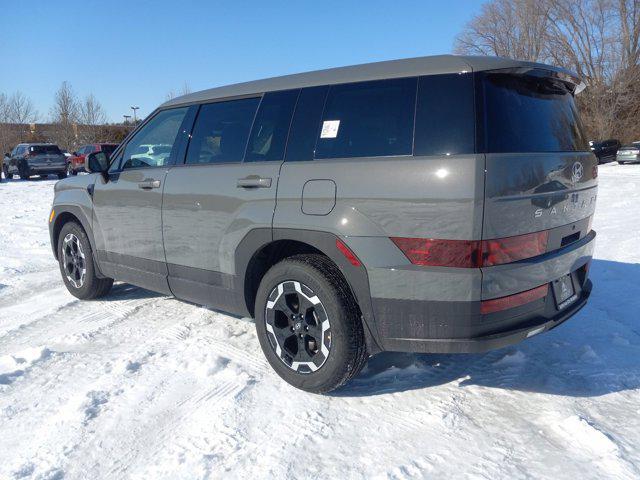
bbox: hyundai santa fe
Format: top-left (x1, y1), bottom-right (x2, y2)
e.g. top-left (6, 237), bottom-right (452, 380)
top-left (49, 55), bottom-right (597, 393)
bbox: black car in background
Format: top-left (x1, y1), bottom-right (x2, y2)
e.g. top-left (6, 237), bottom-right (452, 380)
top-left (5, 143), bottom-right (67, 180)
top-left (589, 139), bottom-right (620, 163)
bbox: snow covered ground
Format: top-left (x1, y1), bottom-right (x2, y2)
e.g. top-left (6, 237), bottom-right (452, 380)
top-left (0, 164), bottom-right (639, 480)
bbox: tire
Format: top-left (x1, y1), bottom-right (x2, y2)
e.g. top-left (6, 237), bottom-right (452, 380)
top-left (58, 170), bottom-right (67, 180)
top-left (57, 221), bottom-right (113, 300)
top-left (254, 254), bottom-right (368, 393)
top-left (618, 161), bottom-right (625, 165)
top-left (18, 162), bottom-right (30, 180)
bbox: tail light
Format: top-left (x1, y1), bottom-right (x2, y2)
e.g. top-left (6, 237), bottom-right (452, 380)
top-left (391, 230), bottom-right (549, 268)
top-left (480, 284), bottom-right (548, 314)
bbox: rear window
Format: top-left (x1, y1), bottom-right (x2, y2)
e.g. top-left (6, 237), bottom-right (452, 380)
top-left (478, 72), bottom-right (588, 153)
top-left (315, 77), bottom-right (417, 159)
top-left (101, 144), bottom-right (117, 155)
top-left (31, 145), bottom-right (61, 155)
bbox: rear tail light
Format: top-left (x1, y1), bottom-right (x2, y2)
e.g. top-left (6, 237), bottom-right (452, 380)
top-left (481, 231), bottom-right (548, 267)
top-left (391, 230), bottom-right (549, 268)
top-left (389, 238), bottom-right (481, 268)
top-left (480, 284), bottom-right (548, 314)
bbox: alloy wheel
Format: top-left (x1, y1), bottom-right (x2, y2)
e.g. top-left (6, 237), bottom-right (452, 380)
top-left (62, 233), bottom-right (86, 289)
top-left (264, 280), bottom-right (331, 373)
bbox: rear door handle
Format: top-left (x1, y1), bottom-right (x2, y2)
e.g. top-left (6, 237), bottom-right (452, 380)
top-left (237, 176), bottom-right (272, 188)
top-left (138, 179), bottom-right (161, 189)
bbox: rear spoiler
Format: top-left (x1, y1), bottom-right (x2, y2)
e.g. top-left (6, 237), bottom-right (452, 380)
top-left (486, 66), bottom-right (586, 95)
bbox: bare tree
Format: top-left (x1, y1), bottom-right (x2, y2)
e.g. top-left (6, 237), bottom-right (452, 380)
top-left (454, 0), bottom-right (553, 61)
top-left (165, 82), bottom-right (193, 101)
top-left (454, 0), bottom-right (640, 142)
top-left (50, 81), bottom-right (79, 150)
top-left (7, 91), bottom-right (39, 124)
top-left (79, 93), bottom-right (106, 126)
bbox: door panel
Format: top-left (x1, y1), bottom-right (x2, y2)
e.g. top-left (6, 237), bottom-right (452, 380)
top-left (163, 162), bottom-right (280, 275)
top-left (92, 106), bottom-right (189, 293)
top-left (93, 168), bottom-right (170, 293)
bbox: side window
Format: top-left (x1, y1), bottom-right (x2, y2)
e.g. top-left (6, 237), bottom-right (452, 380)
top-left (121, 107), bottom-right (188, 170)
top-left (315, 78), bottom-right (417, 159)
top-left (285, 86), bottom-right (328, 162)
top-left (245, 89), bottom-right (299, 162)
top-left (185, 97), bottom-right (260, 165)
top-left (414, 73), bottom-right (475, 156)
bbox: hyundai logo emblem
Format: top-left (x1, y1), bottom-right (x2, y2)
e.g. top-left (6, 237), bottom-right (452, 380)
top-left (571, 162), bottom-right (584, 183)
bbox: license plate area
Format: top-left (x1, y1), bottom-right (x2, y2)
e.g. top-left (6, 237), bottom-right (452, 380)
top-left (552, 274), bottom-right (577, 310)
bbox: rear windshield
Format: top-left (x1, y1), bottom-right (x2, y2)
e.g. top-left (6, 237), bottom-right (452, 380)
top-left (30, 145), bottom-right (61, 155)
top-left (478, 72), bottom-right (588, 153)
top-left (101, 144), bottom-right (118, 155)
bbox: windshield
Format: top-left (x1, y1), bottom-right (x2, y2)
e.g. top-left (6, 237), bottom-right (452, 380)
top-left (478, 71), bottom-right (588, 153)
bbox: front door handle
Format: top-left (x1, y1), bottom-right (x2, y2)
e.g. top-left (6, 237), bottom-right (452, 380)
top-left (138, 179), bottom-right (161, 190)
top-left (237, 176), bottom-right (272, 188)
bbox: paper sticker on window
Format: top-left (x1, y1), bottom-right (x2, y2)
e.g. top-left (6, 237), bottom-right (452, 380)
top-left (320, 120), bottom-right (340, 139)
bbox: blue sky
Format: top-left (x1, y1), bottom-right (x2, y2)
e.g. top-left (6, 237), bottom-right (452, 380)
top-left (0, 0), bottom-right (484, 122)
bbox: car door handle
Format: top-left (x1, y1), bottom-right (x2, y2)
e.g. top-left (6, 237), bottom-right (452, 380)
top-left (237, 176), bottom-right (272, 188)
top-left (138, 179), bottom-right (161, 189)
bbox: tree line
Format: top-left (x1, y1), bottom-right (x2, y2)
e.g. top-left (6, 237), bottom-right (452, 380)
top-left (0, 83), bottom-right (130, 156)
top-left (455, 0), bottom-right (640, 143)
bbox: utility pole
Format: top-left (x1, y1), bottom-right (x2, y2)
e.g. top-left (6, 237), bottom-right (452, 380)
top-left (130, 106), bottom-right (139, 124)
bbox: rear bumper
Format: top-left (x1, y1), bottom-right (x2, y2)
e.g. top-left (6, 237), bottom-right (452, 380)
top-left (366, 230), bottom-right (595, 354)
top-left (617, 154), bottom-right (640, 163)
top-left (377, 279), bottom-right (591, 353)
top-left (27, 163), bottom-right (66, 174)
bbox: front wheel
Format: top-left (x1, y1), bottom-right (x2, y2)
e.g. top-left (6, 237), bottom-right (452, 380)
top-left (57, 221), bottom-right (113, 299)
top-left (255, 254), bottom-right (367, 393)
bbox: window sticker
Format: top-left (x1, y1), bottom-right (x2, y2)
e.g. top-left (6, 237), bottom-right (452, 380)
top-left (320, 120), bottom-right (340, 138)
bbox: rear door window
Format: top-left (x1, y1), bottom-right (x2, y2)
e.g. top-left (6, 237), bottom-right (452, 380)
top-left (315, 77), bottom-right (417, 159)
top-left (185, 97), bottom-right (260, 165)
top-left (477, 71), bottom-right (588, 152)
top-left (414, 73), bottom-right (475, 156)
top-left (245, 89), bottom-right (299, 162)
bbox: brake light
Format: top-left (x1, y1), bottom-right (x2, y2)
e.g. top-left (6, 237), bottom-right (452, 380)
top-left (390, 238), bottom-right (481, 268)
top-left (336, 239), bottom-right (361, 267)
top-left (481, 231), bottom-right (548, 267)
top-left (480, 284), bottom-right (548, 314)
top-left (391, 231), bottom-right (549, 268)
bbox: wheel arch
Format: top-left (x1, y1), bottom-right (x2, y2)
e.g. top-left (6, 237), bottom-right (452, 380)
top-left (236, 228), bottom-right (383, 354)
top-left (50, 205), bottom-right (107, 278)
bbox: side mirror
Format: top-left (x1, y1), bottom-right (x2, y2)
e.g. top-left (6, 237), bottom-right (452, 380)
top-left (85, 151), bottom-right (109, 174)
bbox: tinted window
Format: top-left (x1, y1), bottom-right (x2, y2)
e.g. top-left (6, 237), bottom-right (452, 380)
top-left (121, 107), bottom-right (188, 170)
top-left (101, 144), bottom-right (117, 155)
top-left (245, 90), bottom-right (298, 162)
top-left (186, 98), bottom-right (260, 165)
top-left (31, 145), bottom-right (62, 155)
top-left (315, 78), bottom-right (417, 159)
top-left (285, 86), bottom-right (328, 162)
top-left (478, 72), bottom-right (588, 152)
top-left (414, 74), bottom-right (475, 156)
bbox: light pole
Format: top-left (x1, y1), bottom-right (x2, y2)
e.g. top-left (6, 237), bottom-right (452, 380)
top-left (123, 114), bottom-right (131, 125)
top-left (130, 106), bottom-right (139, 124)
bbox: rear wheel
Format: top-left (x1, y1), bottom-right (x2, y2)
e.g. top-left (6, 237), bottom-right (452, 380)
top-left (57, 221), bottom-right (113, 299)
top-left (255, 254), bottom-right (367, 393)
top-left (618, 161), bottom-right (626, 165)
top-left (58, 170), bottom-right (67, 180)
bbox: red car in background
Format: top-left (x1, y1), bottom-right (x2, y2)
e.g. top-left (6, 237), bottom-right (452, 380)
top-left (67, 143), bottom-right (118, 175)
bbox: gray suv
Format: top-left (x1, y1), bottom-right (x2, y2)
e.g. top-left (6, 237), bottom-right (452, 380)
top-left (49, 55), bottom-right (597, 393)
top-left (6, 143), bottom-right (68, 180)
